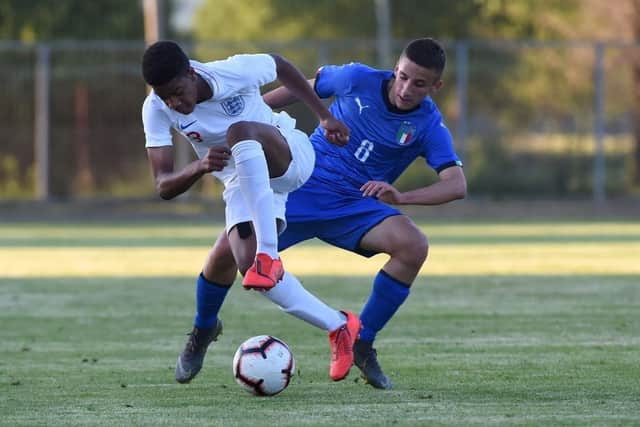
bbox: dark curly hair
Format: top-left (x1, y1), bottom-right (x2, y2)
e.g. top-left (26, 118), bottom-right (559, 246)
top-left (402, 38), bottom-right (446, 78)
top-left (142, 40), bottom-right (190, 86)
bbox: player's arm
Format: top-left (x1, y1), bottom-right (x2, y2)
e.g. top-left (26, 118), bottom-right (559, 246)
top-left (270, 55), bottom-right (327, 119)
top-left (262, 78), bottom-right (315, 109)
top-left (147, 145), bottom-right (230, 200)
top-left (361, 166), bottom-right (467, 206)
top-left (269, 54), bottom-right (348, 145)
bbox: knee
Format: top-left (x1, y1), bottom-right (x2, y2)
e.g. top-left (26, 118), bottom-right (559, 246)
top-left (226, 121), bottom-right (256, 146)
top-left (399, 232), bottom-right (429, 268)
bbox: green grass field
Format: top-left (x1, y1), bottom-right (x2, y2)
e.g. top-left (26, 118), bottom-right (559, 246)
top-left (1, 220), bottom-right (639, 426)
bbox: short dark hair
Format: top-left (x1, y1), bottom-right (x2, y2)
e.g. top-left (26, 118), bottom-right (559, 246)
top-left (142, 40), bottom-right (190, 86)
top-left (402, 38), bottom-right (446, 77)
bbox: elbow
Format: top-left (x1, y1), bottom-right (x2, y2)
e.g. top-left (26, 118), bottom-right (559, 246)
top-left (440, 166), bottom-right (467, 201)
top-left (453, 178), bottom-right (467, 200)
top-left (156, 181), bottom-right (176, 201)
top-left (159, 192), bottom-right (174, 201)
top-left (158, 187), bottom-right (176, 201)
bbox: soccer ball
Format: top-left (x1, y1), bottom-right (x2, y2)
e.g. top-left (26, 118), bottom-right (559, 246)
top-left (232, 335), bottom-right (295, 396)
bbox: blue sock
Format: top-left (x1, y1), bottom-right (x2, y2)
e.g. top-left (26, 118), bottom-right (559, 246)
top-left (194, 273), bottom-right (231, 330)
top-left (359, 270), bottom-right (410, 343)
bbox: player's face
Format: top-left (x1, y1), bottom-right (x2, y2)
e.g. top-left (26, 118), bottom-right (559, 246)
top-left (153, 69), bottom-right (199, 115)
top-left (389, 56), bottom-right (443, 110)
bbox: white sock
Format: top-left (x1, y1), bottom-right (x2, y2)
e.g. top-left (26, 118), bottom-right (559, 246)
top-left (231, 140), bottom-right (278, 258)
top-left (261, 272), bottom-right (346, 331)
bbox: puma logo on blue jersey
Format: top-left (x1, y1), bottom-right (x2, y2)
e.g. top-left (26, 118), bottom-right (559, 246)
top-left (355, 97), bottom-right (370, 114)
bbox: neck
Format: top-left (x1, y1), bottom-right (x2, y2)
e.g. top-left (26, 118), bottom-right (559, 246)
top-left (386, 78), bottom-right (395, 105)
top-left (196, 74), bottom-right (213, 103)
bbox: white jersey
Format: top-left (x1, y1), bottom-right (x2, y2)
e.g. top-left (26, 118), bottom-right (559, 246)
top-left (142, 54), bottom-right (297, 188)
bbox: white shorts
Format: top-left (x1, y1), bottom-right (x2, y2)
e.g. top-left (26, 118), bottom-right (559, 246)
top-left (222, 126), bottom-right (315, 234)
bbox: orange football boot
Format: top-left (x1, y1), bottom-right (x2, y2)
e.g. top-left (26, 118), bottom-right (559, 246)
top-left (242, 253), bottom-right (284, 291)
top-left (328, 310), bottom-right (361, 381)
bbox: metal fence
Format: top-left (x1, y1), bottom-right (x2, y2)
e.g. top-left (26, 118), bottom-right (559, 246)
top-left (0, 39), bottom-right (636, 202)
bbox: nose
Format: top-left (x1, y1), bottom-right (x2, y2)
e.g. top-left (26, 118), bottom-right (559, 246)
top-left (399, 83), bottom-right (411, 98)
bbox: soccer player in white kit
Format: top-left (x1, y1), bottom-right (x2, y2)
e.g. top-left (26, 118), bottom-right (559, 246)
top-left (141, 41), bottom-right (360, 384)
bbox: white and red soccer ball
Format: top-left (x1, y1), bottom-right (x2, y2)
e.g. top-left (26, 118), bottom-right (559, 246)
top-left (232, 335), bottom-right (295, 396)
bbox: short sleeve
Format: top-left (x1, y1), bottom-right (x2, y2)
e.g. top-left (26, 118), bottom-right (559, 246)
top-left (142, 95), bottom-right (173, 148)
top-left (205, 54), bottom-right (277, 100)
top-left (314, 63), bottom-right (360, 99)
top-left (423, 120), bottom-right (463, 172)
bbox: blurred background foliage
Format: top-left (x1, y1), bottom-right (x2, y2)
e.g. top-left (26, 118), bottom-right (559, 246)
top-left (0, 0), bottom-right (147, 41)
top-left (0, 0), bottom-right (638, 200)
top-left (193, 0), bottom-right (578, 41)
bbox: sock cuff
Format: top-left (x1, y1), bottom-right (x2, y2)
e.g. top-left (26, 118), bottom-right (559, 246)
top-left (198, 273), bottom-right (232, 290)
top-left (230, 140), bottom-right (263, 162)
top-left (373, 270), bottom-right (411, 303)
top-left (378, 269), bottom-right (411, 288)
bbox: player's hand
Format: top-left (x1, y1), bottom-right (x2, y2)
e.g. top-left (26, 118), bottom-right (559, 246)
top-left (320, 116), bottom-right (350, 146)
top-left (200, 146), bottom-right (231, 172)
top-left (360, 181), bottom-right (403, 204)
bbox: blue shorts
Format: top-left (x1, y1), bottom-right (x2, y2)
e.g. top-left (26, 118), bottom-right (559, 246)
top-left (279, 182), bottom-right (401, 257)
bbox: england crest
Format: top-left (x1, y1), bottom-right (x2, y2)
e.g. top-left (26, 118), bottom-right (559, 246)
top-left (221, 95), bottom-right (245, 116)
top-left (396, 121), bottom-right (416, 145)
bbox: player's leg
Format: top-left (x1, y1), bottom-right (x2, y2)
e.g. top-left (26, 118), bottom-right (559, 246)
top-left (360, 215), bottom-right (428, 285)
top-left (229, 221), bottom-right (360, 381)
top-left (175, 232), bottom-right (238, 383)
top-left (226, 121), bottom-right (292, 289)
top-left (355, 214), bottom-right (428, 389)
top-left (263, 271), bottom-right (360, 381)
top-left (358, 215), bottom-right (428, 338)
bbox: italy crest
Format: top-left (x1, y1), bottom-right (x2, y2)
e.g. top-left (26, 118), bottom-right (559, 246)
top-left (396, 121), bottom-right (416, 145)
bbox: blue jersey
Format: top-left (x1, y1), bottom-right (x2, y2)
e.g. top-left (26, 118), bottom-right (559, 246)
top-left (309, 62), bottom-right (461, 197)
top-left (282, 62), bottom-right (462, 233)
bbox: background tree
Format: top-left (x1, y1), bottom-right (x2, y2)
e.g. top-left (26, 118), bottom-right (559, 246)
top-left (191, 0), bottom-right (640, 196)
top-left (631, 0), bottom-right (640, 185)
top-left (0, 0), bottom-right (146, 41)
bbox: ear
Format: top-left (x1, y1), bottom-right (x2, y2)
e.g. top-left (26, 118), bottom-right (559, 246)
top-left (432, 79), bottom-right (444, 92)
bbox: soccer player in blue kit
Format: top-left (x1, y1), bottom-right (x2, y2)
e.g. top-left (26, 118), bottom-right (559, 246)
top-left (263, 37), bottom-right (467, 389)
